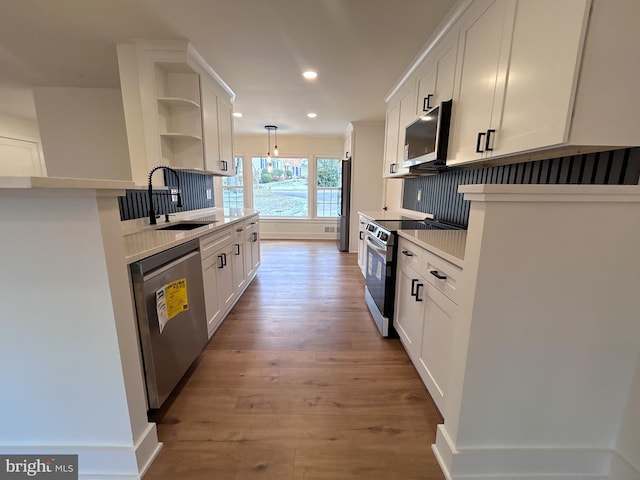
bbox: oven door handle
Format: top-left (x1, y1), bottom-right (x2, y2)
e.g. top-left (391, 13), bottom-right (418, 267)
top-left (365, 235), bottom-right (387, 256)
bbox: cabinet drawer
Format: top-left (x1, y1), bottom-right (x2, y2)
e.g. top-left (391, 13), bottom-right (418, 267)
top-left (199, 227), bottom-right (232, 260)
top-left (422, 249), bottom-right (461, 305)
top-left (245, 216), bottom-right (259, 232)
top-left (398, 238), bottom-right (422, 271)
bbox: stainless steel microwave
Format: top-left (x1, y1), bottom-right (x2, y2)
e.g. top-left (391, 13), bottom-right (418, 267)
top-left (403, 99), bottom-right (452, 172)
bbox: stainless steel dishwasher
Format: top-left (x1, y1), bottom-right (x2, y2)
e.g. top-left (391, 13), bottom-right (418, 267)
top-left (130, 239), bottom-right (207, 409)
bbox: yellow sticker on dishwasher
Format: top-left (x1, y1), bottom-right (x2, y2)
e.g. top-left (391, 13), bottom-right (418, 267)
top-left (156, 278), bottom-right (189, 333)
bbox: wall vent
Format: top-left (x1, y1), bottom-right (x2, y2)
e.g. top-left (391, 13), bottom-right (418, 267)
top-left (324, 226), bottom-right (336, 233)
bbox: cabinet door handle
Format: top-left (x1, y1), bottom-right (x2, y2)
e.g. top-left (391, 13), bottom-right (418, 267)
top-left (235, 243), bottom-right (240, 255)
top-left (423, 94), bottom-right (434, 111)
top-left (221, 160), bottom-right (228, 171)
top-left (430, 270), bottom-right (447, 280)
top-left (223, 253), bottom-right (228, 267)
top-left (359, 231), bottom-right (364, 240)
top-left (411, 278), bottom-right (420, 297)
top-left (236, 227), bottom-right (244, 232)
top-left (415, 283), bottom-right (424, 302)
top-left (253, 232), bottom-right (258, 242)
top-left (401, 249), bottom-right (414, 257)
top-left (217, 254), bottom-right (224, 269)
top-left (485, 129), bottom-right (496, 152)
top-left (390, 163), bottom-right (396, 174)
top-left (475, 132), bottom-right (486, 153)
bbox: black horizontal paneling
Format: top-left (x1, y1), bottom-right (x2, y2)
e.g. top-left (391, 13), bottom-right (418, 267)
top-left (403, 147), bottom-right (640, 228)
top-left (119, 170), bottom-right (215, 221)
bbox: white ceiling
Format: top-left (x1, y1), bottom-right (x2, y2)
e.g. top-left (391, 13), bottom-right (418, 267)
top-left (0, 0), bottom-right (457, 135)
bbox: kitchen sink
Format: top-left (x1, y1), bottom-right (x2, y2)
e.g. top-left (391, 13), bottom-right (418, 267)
top-left (156, 221), bottom-right (216, 231)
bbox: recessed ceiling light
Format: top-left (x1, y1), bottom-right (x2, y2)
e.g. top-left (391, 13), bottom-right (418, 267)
top-left (232, 112), bottom-right (243, 118)
top-left (303, 70), bottom-right (318, 80)
top-left (307, 113), bottom-right (317, 118)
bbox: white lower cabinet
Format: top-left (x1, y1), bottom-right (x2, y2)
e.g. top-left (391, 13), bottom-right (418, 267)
top-left (394, 237), bottom-right (460, 416)
top-left (244, 216), bottom-right (260, 280)
top-left (200, 227), bottom-right (233, 337)
top-left (232, 224), bottom-right (247, 293)
top-left (357, 214), bottom-right (369, 277)
top-left (200, 216), bottom-right (260, 339)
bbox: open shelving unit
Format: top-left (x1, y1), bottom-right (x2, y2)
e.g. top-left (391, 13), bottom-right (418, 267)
top-left (154, 63), bottom-right (204, 170)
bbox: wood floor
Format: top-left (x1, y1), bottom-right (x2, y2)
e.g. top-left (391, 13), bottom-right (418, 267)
top-left (144, 240), bottom-right (445, 480)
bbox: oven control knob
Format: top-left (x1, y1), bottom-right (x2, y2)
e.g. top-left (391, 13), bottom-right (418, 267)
top-left (379, 232), bottom-right (388, 242)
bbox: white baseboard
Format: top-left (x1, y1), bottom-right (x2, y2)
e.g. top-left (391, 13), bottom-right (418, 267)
top-left (0, 425), bottom-right (162, 480)
top-left (134, 423), bottom-right (162, 477)
top-left (433, 424), bottom-right (614, 480)
top-left (609, 451), bottom-right (640, 480)
top-left (260, 232), bottom-right (338, 240)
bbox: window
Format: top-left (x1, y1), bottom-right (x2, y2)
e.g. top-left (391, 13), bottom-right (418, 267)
top-left (316, 158), bottom-right (342, 217)
top-left (251, 157), bottom-right (308, 217)
top-left (221, 156), bottom-right (244, 211)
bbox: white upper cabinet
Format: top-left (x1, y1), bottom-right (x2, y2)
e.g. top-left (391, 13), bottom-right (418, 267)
top-left (495, 0), bottom-right (590, 156)
top-left (201, 75), bottom-right (235, 176)
top-left (387, 0), bottom-right (640, 169)
top-left (118, 41), bottom-right (236, 185)
top-left (415, 27), bottom-right (458, 115)
top-left (383, 79), bottom-right (415, 178)
top-left (446, 0), bottom-right (516, 164)
top-left (447, 0), bottom-right (591, 165)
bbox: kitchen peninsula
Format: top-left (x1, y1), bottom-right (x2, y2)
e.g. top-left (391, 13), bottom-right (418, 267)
top-left (0, 177), bottom-right (259, 479)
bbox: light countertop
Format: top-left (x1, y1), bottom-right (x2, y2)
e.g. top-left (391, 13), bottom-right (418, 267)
top-left (358, 209), bottom-right (433, 221)
top-left (397, 229), bottom-right (466, 268)
top-left (123, 208), bottom-right (259, 263)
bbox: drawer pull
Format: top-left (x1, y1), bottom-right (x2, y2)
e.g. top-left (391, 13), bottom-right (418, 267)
top-left (401, 250), bottom-right (414, 257)
top-left (475, 131), bottom-right (486, 153)
top-left (430, 270), bottom-right (447, 280)
top-left (411, 278), bottom-right (419, 297)
top-left (415, 283), bottom-right (424, 302)
top-left (485, 129), bottom-right (496, 152)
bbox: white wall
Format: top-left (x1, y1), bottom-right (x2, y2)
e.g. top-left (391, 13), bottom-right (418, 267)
top-left (0, 189), bottom-right (160, 478)
top-left (33, 87), bottom-right (132, 181)
top-left (348, 121), bottom-right (385, 252)
top-left (613, 352), bottom-right (640, 477)
top-left (233, 133), bottom-right (343, 240)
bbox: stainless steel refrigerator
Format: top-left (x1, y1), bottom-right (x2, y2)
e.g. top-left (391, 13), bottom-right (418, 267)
top-left (337, 156), bottom-right (352, 252)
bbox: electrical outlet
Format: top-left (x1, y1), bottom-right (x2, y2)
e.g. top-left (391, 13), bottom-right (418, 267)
top-left (206, 188), bottom-right (212, 200)
top-left (171, 188), bottom-right (179, 203)
top-left (417, 189), bottom-right (422, 202)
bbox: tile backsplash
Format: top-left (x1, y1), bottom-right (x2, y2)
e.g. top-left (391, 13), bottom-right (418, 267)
top-left (118, 170), bottom-right (214, 221)
top-left (403, 147), bottom-right (640, 227)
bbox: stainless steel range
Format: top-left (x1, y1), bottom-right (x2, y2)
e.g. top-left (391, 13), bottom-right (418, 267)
top-left (364, 218), bottom-right (464, 337)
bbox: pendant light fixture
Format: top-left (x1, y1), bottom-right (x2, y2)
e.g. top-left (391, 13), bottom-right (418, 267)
top-left (265, 125), bottom-right (278, 160)
top-left (273, 126), bottom-right (279, 156)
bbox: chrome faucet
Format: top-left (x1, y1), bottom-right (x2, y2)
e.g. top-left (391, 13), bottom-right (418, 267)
top-left (147, 165), bottom-right (183, 225)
